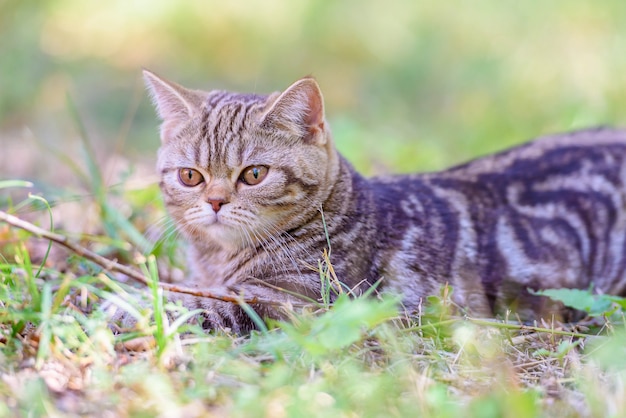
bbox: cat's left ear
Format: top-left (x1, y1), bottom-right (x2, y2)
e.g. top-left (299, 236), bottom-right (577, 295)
top-left (260, 77), bottom-right (326, 145)
top-left (143, 69), bottom-right (205, 141)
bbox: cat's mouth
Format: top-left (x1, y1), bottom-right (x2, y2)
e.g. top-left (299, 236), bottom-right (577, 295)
top-left (202, 221), bottom-right (251, 249)
top-left (204, 213), bottom-right (238, 232)
top-left (205, 216), bottom-right (229, 229)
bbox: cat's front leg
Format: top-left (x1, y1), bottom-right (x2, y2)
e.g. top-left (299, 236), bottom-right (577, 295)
top-left (106, 276), bottom-right (314, 334)
top-left (170, 283), bottom-right (302, 333)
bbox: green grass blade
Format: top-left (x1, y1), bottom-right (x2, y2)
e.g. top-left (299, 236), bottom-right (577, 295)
top-left (15, 243), bottom-right (40, 308)
top-left (65, 93), bottom-right (105, 198)
top-left (35, 282), bottom-right (53, 369)
top-left (0, 180), bottom-right (34, 189)
top-left (165, 308), bottom-right (204, 338)
top-left (102, 201), bottom-right (151, 252)
top-left (27, 194), bottom-right (54, 278)
top-left (238, 298), bottom-right (269, 334)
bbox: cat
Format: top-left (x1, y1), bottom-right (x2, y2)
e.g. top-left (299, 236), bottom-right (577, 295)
top-left (142, 69), bottom-right (626, 333)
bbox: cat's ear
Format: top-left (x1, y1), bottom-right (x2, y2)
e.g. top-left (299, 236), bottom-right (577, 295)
top-left (260, 77), bottom-right (326, 145)
top-left (143, 69), bottom-right (204, 141)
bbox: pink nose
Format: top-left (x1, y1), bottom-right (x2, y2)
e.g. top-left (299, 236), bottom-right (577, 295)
top-left (208, 198), bottom-right (226, 213)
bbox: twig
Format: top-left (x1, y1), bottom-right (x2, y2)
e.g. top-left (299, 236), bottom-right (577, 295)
top-left (0, 210), bottom-right (283, 306)
top-left (465, 317), bottom-right (593, 339)
top-left (402, 316), bottom-right (595, 339)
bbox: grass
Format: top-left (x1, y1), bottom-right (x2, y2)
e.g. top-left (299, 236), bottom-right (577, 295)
top-left (2, 171), bottom-right (626, 417)
top-left (2, 2), bottom-right (626, 416)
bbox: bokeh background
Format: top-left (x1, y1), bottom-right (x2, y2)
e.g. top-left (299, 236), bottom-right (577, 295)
top-left (1, 0), bottom-right (626, 189)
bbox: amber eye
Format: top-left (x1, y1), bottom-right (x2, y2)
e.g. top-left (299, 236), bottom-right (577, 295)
top-left (240, 165), bottom-right (269, 186)
top-left (178, 168), bottom-right (204, 187)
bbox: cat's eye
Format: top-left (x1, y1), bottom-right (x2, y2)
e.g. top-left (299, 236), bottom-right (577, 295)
top-left (178, 168), bottom-right (204, 187)
top-left (240, 165), bottom-right (269, 186)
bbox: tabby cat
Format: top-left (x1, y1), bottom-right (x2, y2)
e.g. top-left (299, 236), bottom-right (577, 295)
top-left (143, 69), bottom-right (626, 332)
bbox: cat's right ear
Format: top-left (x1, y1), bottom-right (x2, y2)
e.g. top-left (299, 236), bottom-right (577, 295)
top-left (143, 69), bottom-right (204, 141)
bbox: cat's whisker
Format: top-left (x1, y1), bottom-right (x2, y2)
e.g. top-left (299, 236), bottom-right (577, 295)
top-left (248, 220), bottom-right (299, 281)
top-left (144, 222), bottom-right (183, 257)
top-left (233, 218), bottom-right (261, 265)
top-left (223, 208), bottom-right (261, 253)
top-left (254, 217), bottom-right (317, 265)
top-left (250, 220), bottom-right (307, 282)
top-left (146, 216), bottom-right (178, 244)
top-left (240, 218), bottom-right (285, 279)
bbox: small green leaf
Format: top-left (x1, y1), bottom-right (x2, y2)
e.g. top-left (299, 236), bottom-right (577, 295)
top-left (0, 180), bottom-right (34, 189)
top-left (604, 295), bottom-right (626, 310)
top-left (279, 295), bottom-right (399, 356)
top-left (530, 288), bottom-right (613, 316)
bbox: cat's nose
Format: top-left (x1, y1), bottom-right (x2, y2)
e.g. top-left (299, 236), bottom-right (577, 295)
top-left (208, 198), bottom-right (227, 213)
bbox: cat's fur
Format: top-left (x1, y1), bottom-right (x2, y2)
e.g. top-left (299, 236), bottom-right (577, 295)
top-left (144, 69), bottom-right (626, 332)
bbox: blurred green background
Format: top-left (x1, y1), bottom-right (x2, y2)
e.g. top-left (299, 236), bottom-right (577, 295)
top-left (1, 0), bottom-right (625, 186)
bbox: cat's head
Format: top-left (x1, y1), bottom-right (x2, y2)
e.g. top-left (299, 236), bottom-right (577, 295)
top-left (144, 70), bottom-right (339, 251)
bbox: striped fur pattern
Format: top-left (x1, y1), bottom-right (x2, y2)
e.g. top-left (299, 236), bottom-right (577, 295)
top-left (144, 70), bottom-right (626, 332)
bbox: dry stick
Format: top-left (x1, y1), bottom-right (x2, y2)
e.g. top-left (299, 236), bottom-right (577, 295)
top-left (403, 316), bottom-right (593, 339)
top-left (465, 317), bottom-right (593, 339)
top-left (0, 210), bottom-right (284, 306)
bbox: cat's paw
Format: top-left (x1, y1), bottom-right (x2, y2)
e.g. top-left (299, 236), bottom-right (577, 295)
top-left (193, 301), bottom-right (258, 334)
